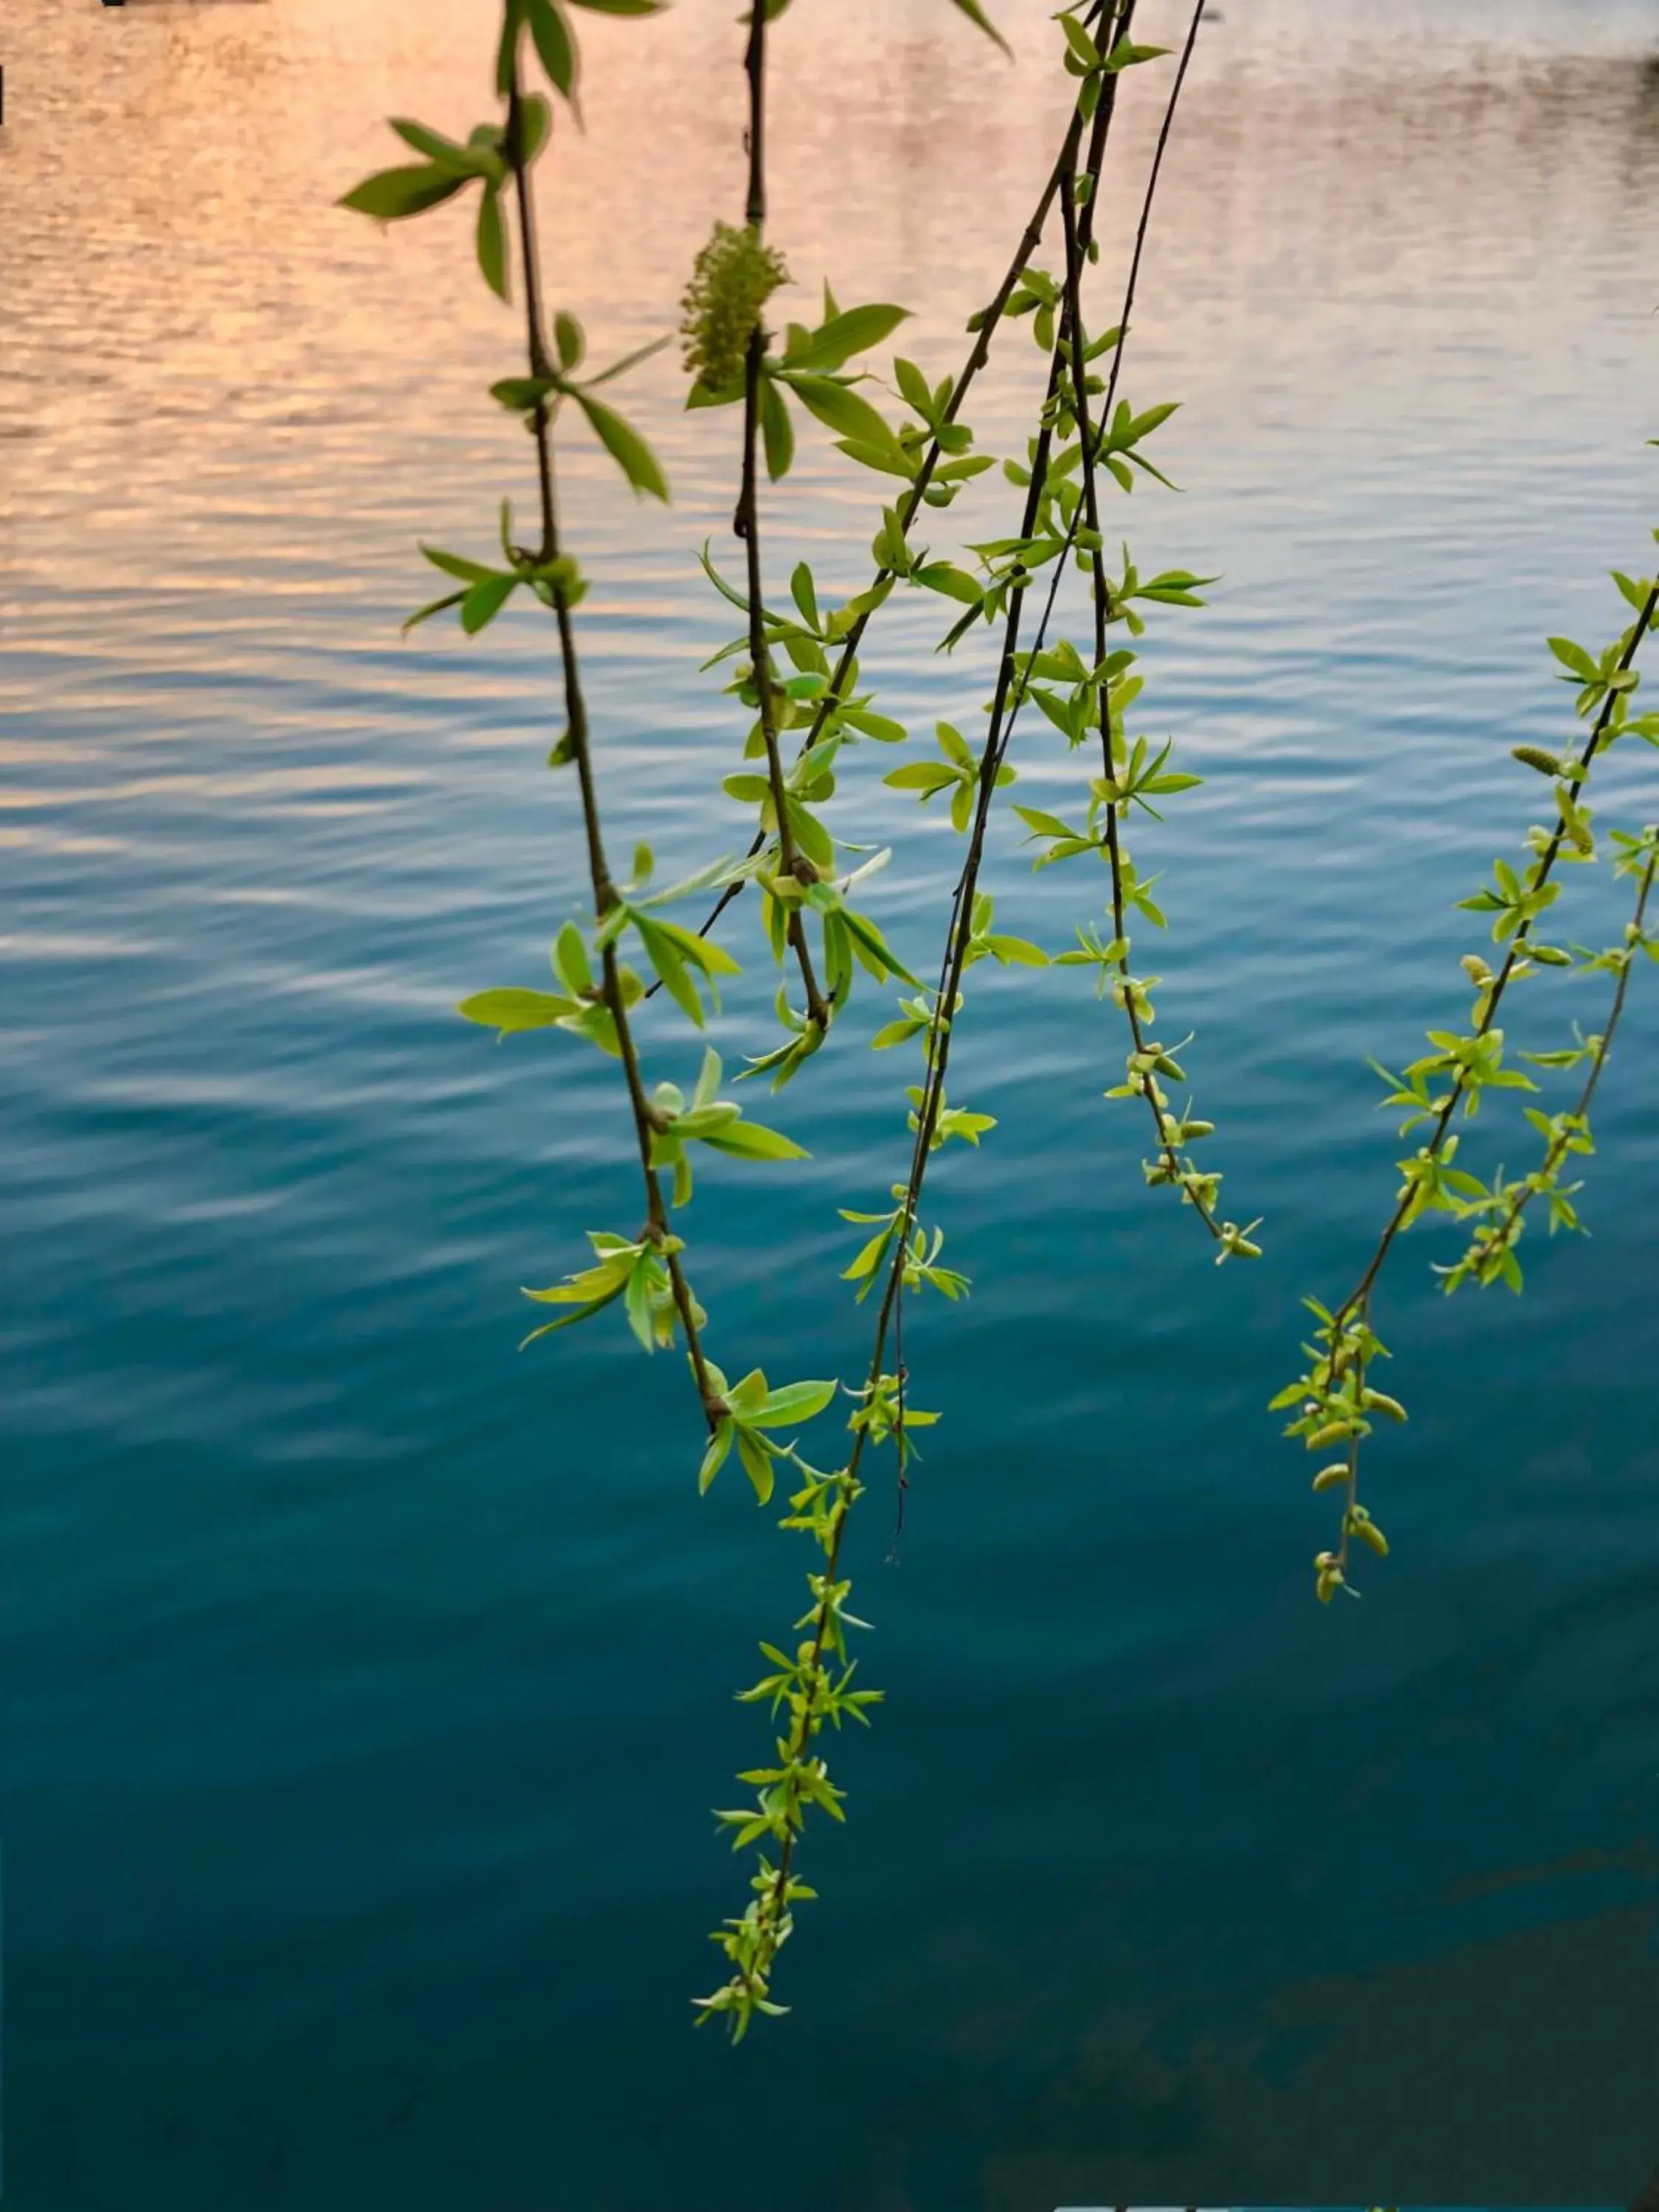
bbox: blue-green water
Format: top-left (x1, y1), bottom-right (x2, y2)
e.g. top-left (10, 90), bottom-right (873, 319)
top-left (5, 0), bottom-right (1659, 2202)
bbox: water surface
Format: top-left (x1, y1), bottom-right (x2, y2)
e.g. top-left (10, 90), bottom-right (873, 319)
top-left (4, 0), bottom-right (1659, 2202)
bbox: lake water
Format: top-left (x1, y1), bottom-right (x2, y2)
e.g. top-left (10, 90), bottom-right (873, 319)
top-left (5, 0), bottom-right (1659, 2203)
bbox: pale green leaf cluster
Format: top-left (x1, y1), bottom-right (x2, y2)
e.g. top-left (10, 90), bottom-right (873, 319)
top-left (1285, 558), bottom-right (1659, 1602)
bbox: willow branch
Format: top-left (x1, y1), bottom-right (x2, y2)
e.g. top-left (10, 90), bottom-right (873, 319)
top-left (1335, 581), bottom-right (1659, 1335)
top-left (709, 0), bottom-right (1200, 2028)
top-left (737, 7), bottom-right (830, 1029)
top-left (505, 73), bottom-right (719, 1423)
top-left (1001, 0), bottom-right (1203, 748)
top-left (1060, 1), bottom-right (1220, 1241)
top-left (1308, 583), bottom-right (1659, 1593)
top-left (1474, 848), bottom-right (1658, 1265)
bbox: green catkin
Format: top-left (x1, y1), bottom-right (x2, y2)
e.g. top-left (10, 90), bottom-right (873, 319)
top-left (680, 221), bottom-right (790, 392)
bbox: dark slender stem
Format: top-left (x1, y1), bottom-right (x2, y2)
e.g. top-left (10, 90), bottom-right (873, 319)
top-left (1060, 2), bottom-right (1220, 1239)
top-left (504, 67), bottom-right (719, 1423)
top-left (731, 0), bottom-right (1197, 2007)
top-left (725, 8), bottom-right (829, 1026)
top-left (1000, 0), bottom-right (1203, 762)
top-left (1318, 588), bottom-right (1659, 1579)
top-left (1513, 854), bottom-right (1655, 1203)
top-left (1486, 850), bottom-right (1658, 1251)
top-left (708, 0), bottom-right (1212, 2026)
top-left (1334, 581), bottom-right (1659, 1335)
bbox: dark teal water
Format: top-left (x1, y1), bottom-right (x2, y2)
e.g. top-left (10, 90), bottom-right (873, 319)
top-left (5, 0), bottom-right (1659, 2202)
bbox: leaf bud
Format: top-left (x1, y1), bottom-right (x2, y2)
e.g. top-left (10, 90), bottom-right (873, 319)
top-left (1310, 1463), bottom-right (1349, 1492)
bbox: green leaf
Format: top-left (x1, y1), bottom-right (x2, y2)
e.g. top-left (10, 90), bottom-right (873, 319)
top-left (583, 335), bottom-right (671, 388)
top-left (623, 1255), bottom-right (656, 1350)
top-left (790, 562), bottom-right (819, 630)
top-left (526, 0), bottom-right (577, 98)
top-left (915, 562), bottom-right (983, 606)
top-left (784, 374), bottom-right (905, 462)
top-left (735, 1427), bottom-right (776, 1505)
top-left (476, 184), bottom-right (508, 300)
top-left (944, 0), bottom-right (1011, 55)
top-left (842, 1222), bottom-right (896, 1287)
top-left (1059, 13), bottom-right (1100, 68)
top-left (554, 310), bottom-right (585, 370)
top-left (490, 375), bottom-right (559, 411)
top-left (461, 573), bottom-right (520, 633)
top-left (698, 1419), bottom-right (735, 1495)
top-left (634, 917), bottom-right (701, 1026)
top-left (750, 1379), bottom-right (839, 1429)
top-left (388, 119), bottom-right (477, 173)
top-left (785, 304), bottom-right (910, 373)
top-left (1013, 804), bottom-right (1078, 840)
top-left (894, 356), bottom-right (935, 419)
top-left (402, 589), bottom-right (467, 634)
top-left (839, 706), bottom-right (907, 744)
top-left (572, 389), bottom-right (670, 501)
top-left (566, 0), bottom-right (664, 12)
top-left (839, 905), bottom-right (919, 986)
top-left (457, 988), bottom-right (578, 1034)
top-left (884, 762), bottom-right (959, 795)
top-left (700, 1120), bottom-right (811, 1163)
top-left (425, 543), bottom-right (504, 584)
top-left (761, 377), bottom-right (796, 483)
top-left (339, 164), bottom-right (470, 221)
top-left (552, 921), bottom-right (593, 994)
top-left (496, 0), bottom-right (525, 94)
top-left (1102, 37), bottom-right (1171, 72)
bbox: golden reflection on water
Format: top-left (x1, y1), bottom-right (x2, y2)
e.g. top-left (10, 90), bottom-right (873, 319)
top-left (3, 1), bottom-right (1655, 599)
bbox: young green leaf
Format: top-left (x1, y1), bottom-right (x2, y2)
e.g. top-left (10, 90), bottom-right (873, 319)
top-left (944, 0), bottom-right (1011, 56)
top-left (476, 184), bottom-right (509, 299)
top-left (339, 164), bottom-right (470, 221)
top-left (571, 389), bottom-right (670, 501)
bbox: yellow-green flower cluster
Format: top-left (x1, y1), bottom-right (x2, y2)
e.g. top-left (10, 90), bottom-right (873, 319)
top-left (680, 221), bottom-right (789, 392)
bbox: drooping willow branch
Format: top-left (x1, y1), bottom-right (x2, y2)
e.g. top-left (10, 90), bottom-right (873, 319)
top-left (347, 0), bottom-right (1242, 2049)
top-left (695, 0), bottom-right (1220, 2041)
top-left (1279, 567), bottom-right (1659, 1601)
top-left (344, 2), bottom-right (869, 1518)
top-left (735, 4), bottom-right (831, 1034)
top-left (1041, 0), bottom-right (1243, 1251)
top-left (1439, 834), bottom-right (1659, 1293)
top-left (499, 68), bottom-right (724, 1421)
